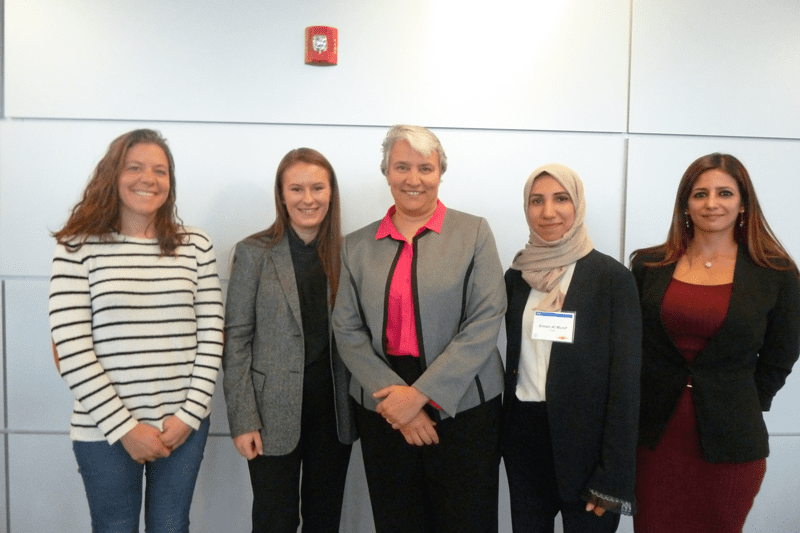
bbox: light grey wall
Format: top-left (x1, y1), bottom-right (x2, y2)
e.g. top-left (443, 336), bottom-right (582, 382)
top-left (1, 1), bottom-right (799, 531)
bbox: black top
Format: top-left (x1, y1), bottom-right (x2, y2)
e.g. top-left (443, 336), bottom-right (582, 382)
top-left (632, 248), bottom-right (800, 463)
top-left (287, 227), bottom-right (329, 366)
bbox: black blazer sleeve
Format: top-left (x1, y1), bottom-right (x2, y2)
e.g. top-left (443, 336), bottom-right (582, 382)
top-left (755, 268), bottom-right (800, 410)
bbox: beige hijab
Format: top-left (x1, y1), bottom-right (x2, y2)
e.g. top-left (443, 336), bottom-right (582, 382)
top-left (510, 163), bottom-right (594, 311)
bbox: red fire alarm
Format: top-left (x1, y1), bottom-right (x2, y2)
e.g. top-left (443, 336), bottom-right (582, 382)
top-left (305, 26), bottom-right (338, 65)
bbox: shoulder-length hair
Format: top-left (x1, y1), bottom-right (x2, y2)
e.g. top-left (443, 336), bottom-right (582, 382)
top-left (252, 148), bottom-right (342, 303)
top-left (52, 129), bottom-right (184, 255)
top-left (631, 152), bottom-right (798, 275)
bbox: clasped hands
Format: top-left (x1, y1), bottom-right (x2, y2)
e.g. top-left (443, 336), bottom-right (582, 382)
top-left (120, 415), bottom-right (192, 464)
top-left (373, 385), bottom-right (439, 446)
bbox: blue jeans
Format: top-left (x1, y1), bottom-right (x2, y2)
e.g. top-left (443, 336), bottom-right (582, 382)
top-left (73, 417), bottom-right (210, 533)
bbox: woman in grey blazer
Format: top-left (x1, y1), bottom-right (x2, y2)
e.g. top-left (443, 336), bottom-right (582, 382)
top-left (333, 125), bottom-right (506, 533)
top-left (223, 148), bottom-right (356, 533)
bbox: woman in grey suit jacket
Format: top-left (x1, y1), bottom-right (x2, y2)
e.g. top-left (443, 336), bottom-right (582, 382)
top-left (333, 125), bottom-right (506, 533)
top-left (503, 163), bottom-right (641, 533)
top-left (223, 148), bottom-right (356, 533)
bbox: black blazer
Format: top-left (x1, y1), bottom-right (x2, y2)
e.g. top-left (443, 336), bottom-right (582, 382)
top-left (632, 248), bottom-right (800, 463)
top-left (503, 249), bottom-right (642, 504)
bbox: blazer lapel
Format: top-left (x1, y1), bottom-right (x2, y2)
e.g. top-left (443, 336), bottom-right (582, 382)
top-left (270, 236), bottom-right (303, 332)
top-left (644, 260), bottom-right (686, 365)
top-left (507, 270), bottom-right (531, 371)
top-left (560, 252), bottom-right (591, 312)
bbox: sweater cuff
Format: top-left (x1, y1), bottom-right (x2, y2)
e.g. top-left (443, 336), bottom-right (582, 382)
top-left (175, 408), bottom-right (203, 431)
top-left (106, 418), bottom-right (139, 446)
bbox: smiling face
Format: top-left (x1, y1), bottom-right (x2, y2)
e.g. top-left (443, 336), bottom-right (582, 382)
top-left (386, 140), bottom-right (441, 219)
top-left (687, 168), bottom-right (743, 236)
top-left (117, 143), bottom-right (170, 237)
top-left (282, 162), bottom-right (331, 241)
top-left (527, 174), bottom-right (576, 242)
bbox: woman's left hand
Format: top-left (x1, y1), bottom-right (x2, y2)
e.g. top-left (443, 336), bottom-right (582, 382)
top-left (585, 498), bottom-right (607, 517)
top-left (373, 385), bottom-right (430, 428)
top-left (160, 415), bottom-right (193, 451)
top-left (399, 411), bottom-right (439, 446)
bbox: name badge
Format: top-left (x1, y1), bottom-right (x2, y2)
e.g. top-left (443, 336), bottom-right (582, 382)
top-left (531, 311), bottom-right (576, 343)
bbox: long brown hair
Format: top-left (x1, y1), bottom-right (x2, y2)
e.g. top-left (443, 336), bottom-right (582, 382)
top-left (630, 153), bottom-right (798, 275)
top-left (53, 129), bottom-right (184, 255)
top-left (252, 148), bottom-right (342, 303)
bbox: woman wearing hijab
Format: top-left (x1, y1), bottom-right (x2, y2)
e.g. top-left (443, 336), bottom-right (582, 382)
top-left (503, 163), bottom-right (641, 533)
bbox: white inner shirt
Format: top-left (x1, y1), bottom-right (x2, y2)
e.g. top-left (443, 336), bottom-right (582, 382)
top-left (515, 262), bottom-right (576, 402)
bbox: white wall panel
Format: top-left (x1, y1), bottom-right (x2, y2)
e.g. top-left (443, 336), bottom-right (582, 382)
top-left (0, 120), bottom-right (384, 279)
top-left (431, 130), bottom-right (627, 266)
top-left (630, 0), bottom-right (800, 139)
top-left (188, 436), bottom-right (251, 532)
top-left (625, 135), bottom-right (800, 260)
top-left (744, 436), bottom-right (800, 531)
top-left (625, 135), bottom-right (800, 435)
top-left (341, 442), bottom-right (377, 532)
top-left (4, 280), bottom-right (73, 431)
top-left (1, 121), bottom-right (626, 279)
top-left (6, 0), bottom-right (630, 132)
top-left (0, 438), bottom-right (6, 532)
top-left (7, 434), bottom-right (255, 533)
top-left (8, 434), bottom-right (91, 531)
top-left (1, 282), bottom-right (5, 426)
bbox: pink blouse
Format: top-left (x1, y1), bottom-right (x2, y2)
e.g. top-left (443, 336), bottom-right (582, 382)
top-left (375, 200), bottom-right (447, 357)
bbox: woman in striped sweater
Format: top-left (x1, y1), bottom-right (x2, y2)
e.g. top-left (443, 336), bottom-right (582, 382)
top-left (48, 129), bottom-right (224, 533)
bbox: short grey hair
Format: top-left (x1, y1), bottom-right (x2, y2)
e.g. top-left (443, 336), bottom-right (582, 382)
top-left (380, 125), bottom-right (448, 176)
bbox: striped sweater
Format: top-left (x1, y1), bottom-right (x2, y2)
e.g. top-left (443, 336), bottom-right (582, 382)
top-left (48, 228), bottom-right (224, 444)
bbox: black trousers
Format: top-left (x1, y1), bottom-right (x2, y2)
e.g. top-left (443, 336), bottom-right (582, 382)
top-left (503, 398), bottom-right (620, 533)
top-left (356, 396), bottom-right (502, 533)
top-left (247, 358), bottom-right (352, 533)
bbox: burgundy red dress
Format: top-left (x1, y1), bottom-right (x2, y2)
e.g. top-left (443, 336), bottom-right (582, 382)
top-left (634, 279), bottom-right (766, 532)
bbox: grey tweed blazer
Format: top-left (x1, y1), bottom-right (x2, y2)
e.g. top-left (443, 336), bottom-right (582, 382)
top-left (223, 233), bottom-right (356, 456)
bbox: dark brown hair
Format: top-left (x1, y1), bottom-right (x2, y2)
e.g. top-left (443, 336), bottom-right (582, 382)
top-left (53, 129), bottom-right (184, 255)
top-left (252, 148), bottom-right (342, 303)
top-left (631, 153), bottom-right (797, 275)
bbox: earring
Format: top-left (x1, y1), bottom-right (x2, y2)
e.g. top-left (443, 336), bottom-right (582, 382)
top-left (684, 211), bottom-right (690, 229)
top-left (739, 211), bottom-right (745, 228)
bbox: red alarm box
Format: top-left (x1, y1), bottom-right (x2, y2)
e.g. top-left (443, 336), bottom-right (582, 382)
top-left (305, 26), bottom-right (338, 65)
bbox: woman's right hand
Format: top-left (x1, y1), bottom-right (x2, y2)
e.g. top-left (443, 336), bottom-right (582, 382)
top-left (120, 423), bottom-right (171, 464)
top-left (233, 430), bottom-right (264, 460)
top-left (399, 411), bottom-right (439, 446)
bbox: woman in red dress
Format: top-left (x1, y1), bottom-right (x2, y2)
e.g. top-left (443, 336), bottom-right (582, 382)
top-left (630, 153), bottom-right (800, 532)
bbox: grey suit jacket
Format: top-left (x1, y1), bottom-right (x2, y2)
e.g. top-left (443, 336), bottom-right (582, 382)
top-left (223, 233), bottom-right (356, 456)
top-left (332, 208), bottom-right (506, 418)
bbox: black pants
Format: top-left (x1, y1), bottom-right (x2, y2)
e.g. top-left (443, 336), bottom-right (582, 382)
top-left (503, 398), bottom-right (620, 533)
top-left (356, 396), bottom-right (502, 533)
top-left (247, 358), bottom-right (352, 533)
